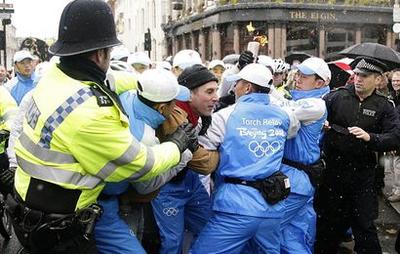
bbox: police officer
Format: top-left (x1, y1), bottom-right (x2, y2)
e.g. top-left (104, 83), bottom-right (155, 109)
top-left (315, 57), bottom-right (400, 254)
top-left (7, 1), bottom-right (196, 253)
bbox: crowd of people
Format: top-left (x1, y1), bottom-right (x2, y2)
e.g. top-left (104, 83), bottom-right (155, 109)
top-left (0, 0), bottom-right (399, 253)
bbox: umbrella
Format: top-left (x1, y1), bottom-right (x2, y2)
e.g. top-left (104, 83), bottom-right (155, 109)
top-left (285, 52), bottom-right (313, 65)
top-left (222, 54), bottom-right (240, 65)
top-left (339, 43), bottom-right (400, 70)
top-left (328, 58), bottom-right (353, 89)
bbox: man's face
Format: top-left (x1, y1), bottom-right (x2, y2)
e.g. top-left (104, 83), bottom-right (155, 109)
top-left (273, 72), bottom-right (285, 86)
top-left (0, 66), bottom-right (7, 80)
top-left (172, 67), bottom-right (183, 77)
top-left (392, 72), bottom-right (400, 91)
top-left (189, 81), bottom-right (219, 116)
top-left (154, 100), bottom-right (176, 118)
top-left (234, 79), bottom-right (251, 100)
top-left (132, 63), bottom-right (149, 74)
top-left (295, 71), bottom-right (324, 91)
top-left (15, 58), bottom-right (34, 77)
top-left (353, 72), bottom-right (380, 95)
top-left (211, 66), bottom-right (225, 82)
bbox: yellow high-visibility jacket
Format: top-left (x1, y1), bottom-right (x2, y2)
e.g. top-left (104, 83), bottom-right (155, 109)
top-left (14, 65), bottom-right (180, 211)
top-left (0, 86), bottom-right (17, 154)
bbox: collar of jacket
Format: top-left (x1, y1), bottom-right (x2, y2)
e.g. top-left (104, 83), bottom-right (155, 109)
top-left (132, 94), bottom-right (165, 129)
top-left (176, 101), bottom-right (199, 127)
top-left (16, 72), bottom-right (35, 83)
top-left (237, 92), bottom-right (270, 104)
top-left (58, 56), bottom-right (128, 116)
top-left (58, 56), bottom-right (106, 85)
top-left (291, 85), bottom-right (330, 100)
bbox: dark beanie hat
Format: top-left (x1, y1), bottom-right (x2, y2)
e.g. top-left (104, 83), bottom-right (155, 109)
top-left (178, 64), bottom-right (218, 90)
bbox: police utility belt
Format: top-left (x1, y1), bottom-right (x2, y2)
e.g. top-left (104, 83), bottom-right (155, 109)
top-left (5, 193), bottom-right (102, 241)
top-left (224, 171), bottom-right (290, 205)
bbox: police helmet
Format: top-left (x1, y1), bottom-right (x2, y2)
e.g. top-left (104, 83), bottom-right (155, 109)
top-left (49, 0), bottom-right (121, 56)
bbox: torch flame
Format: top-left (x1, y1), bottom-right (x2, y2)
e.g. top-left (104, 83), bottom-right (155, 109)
top-left (246, 22), bottom-right (255, 33)
top-left (253, 35), bottom-right (268, 47)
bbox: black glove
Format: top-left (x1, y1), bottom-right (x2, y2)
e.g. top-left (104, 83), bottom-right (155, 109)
top-left (0, 167), bottom-right (15, 196)
top-left (166, 123), bottom-right (199, 153)
top-left (238, 50), bottom-right (254, 70)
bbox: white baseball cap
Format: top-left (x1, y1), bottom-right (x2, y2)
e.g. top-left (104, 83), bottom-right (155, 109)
top-left (156, 61), bottom-right (172, 71)
top-left (128, 52), bottom-right (152, 66)
top-left (138, 68), bottom-right (190, 102)
top-left (172, 50), bottom-right (202, 70)
top-left (208, 59), bottom-right (225, 69)
top-left (257, 55), bottom-right (275, 73)
top-left (231, 63), bottom-right (273, 88)
top-left (14, 50), bottom-right (34, 63)
top-left (111, 46), bottom-right (130, 61)
top-left (297, 57), bottom-right (331, 82)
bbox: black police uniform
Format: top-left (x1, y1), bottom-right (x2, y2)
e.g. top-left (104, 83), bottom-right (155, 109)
top-left (315, 61), bottom-right (400, 253)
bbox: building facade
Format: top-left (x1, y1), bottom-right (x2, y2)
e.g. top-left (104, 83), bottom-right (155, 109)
top-left (4, 24), bottom-right (17, 68)
top-left (163, 0), bottom-right (396, 62)
top-left (108, 0), bottom-right (171, 61)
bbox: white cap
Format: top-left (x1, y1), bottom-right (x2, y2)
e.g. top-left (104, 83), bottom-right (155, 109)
top-left (138, 69), bottom-right (191, 102)
top-left (14, 50), bottom-right (34, 63)
top-left (156, 61), bottom-right (172, 71)
top-left (231, 63), bottom-right (273, 88)
top-left (257, 55), bottom-right (275, 73)
top-left (297, 57), bottom-right (331, 82)
top-left (128, 52), bottom-right (152, 66)
top-left (172, 50), bottom-right (202, 70)
top-left (111, 46), bottom-right (130, 61)
top-left (208, 59), bottom-right (225, 69)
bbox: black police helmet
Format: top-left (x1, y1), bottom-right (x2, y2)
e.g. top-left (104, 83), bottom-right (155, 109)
top-left (49, 0), bottom-right (121, 56)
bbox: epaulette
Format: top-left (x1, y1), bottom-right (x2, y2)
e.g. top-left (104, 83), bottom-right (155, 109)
top-left (375, 90), bottom-right (390, 99)
top-left (331, 86), bottom-right (347, 92)
top-left (90, 85), bottom-right (114, 107)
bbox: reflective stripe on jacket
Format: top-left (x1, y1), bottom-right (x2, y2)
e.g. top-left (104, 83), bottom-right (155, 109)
top-left (14, 65), bottom-right (180, 211)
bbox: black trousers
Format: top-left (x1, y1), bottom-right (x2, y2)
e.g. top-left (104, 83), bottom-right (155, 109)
top-left (12, 216), bottom-right (98, 254)
top-left (314, 162), bottom-right (382, 254)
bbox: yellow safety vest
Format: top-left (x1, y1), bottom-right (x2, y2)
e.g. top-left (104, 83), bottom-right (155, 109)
top-left (0, 86), bottom-right (17, 154)
top-left (14, 65), bottom-right (180, 211)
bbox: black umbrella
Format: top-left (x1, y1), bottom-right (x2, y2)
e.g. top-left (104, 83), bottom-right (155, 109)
top-left (339, 43), bottom-right (400, 70)
top-left (285, 52), bottom-right (313, 65)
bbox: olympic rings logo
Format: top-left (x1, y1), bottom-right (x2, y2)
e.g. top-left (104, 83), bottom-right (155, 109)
top-left (248, 140), bottom-right (282, 158)
top-left (163, 207), bottom-right (179, 217)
